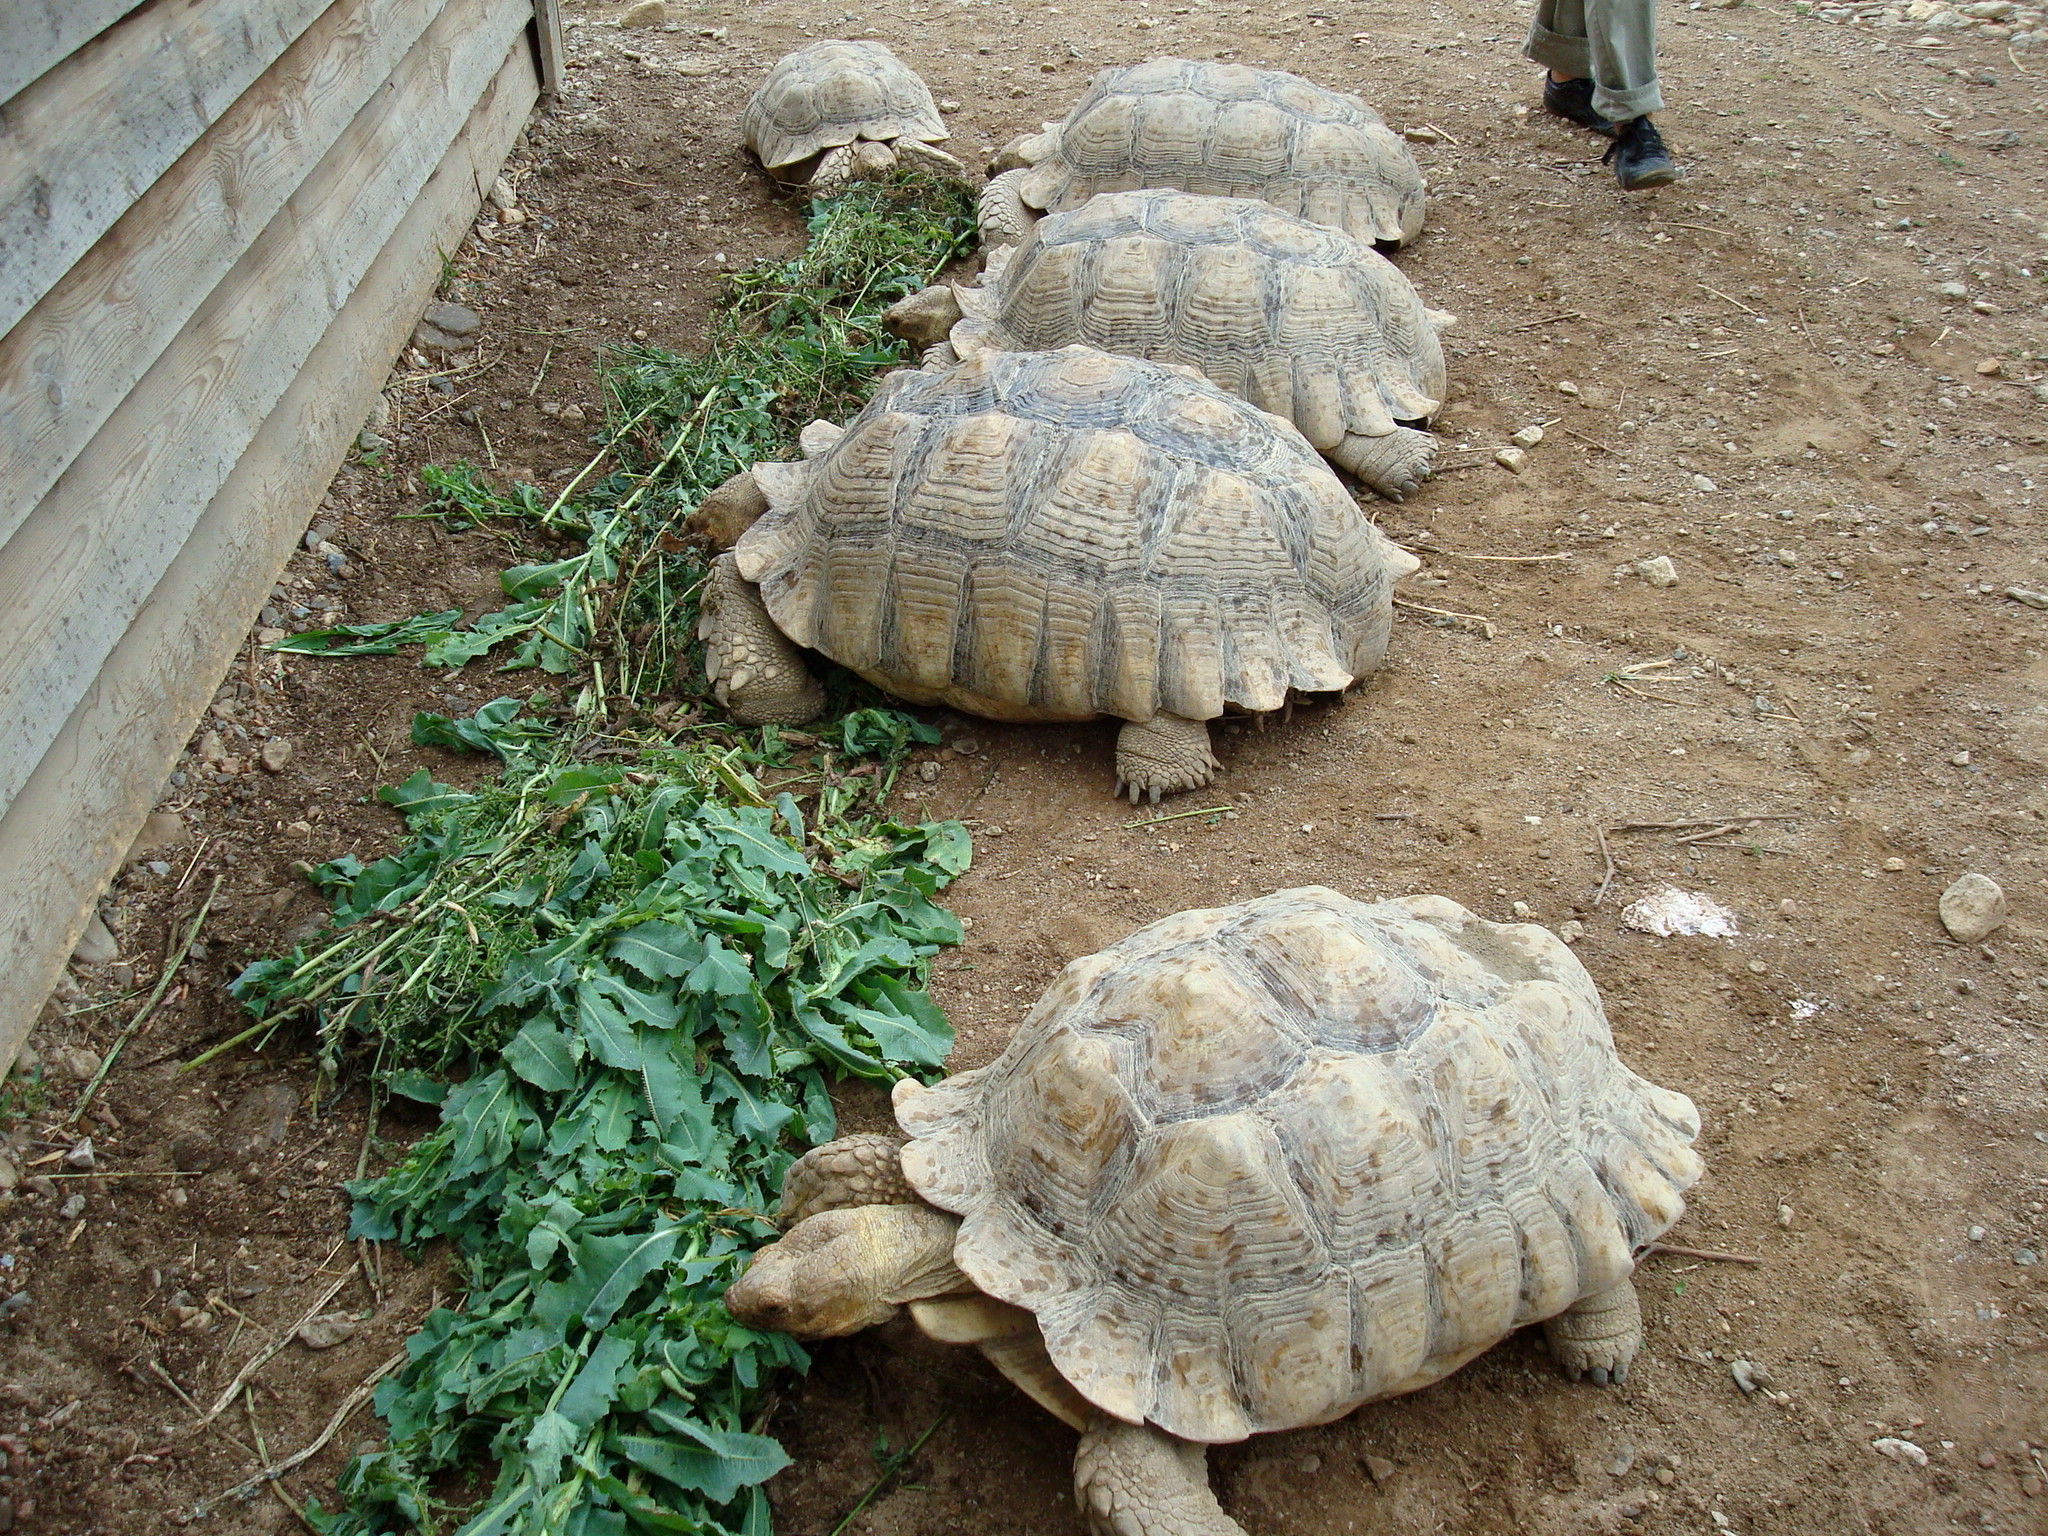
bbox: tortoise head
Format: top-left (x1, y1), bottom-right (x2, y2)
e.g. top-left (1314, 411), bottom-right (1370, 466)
top-left (724, 1203), bottom-right (968, 1340)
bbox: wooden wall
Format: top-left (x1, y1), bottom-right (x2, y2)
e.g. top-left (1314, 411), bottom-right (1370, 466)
top-left (0, 0), bottom-right (553, 1062)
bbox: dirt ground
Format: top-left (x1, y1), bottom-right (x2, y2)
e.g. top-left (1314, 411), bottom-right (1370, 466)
top-left (4, 0), bottom-right (2047, 1531)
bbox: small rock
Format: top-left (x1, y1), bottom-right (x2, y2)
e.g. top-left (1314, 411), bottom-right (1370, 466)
top-left (62, 1139), bottom-right (95, 1171)
top-left (558, 404), bottom-right (587, 428)
top-left (1938, 873), bottom-right (2006, 943)
top-left (488, 177), bottom-right (518, 211)
top-left (2018, 1248), bottom-right (2041, 1266)
top-left (1871, 1437), bottom-right (1928, 1467)
top-left (1557, 380), bottom-right (1581, 396)
top-left (1778, 1203), bottom-right (1793, 1228)
top-left (260, 738), bottom-right (294, 773)
top-left (1363, 1454), bottom-right (1397, 1484)
top-left (125, 810), bottom-right (188, 863)
top-left (1690, 473), bottom-right (1718, 494)
top-left (938, 97), bottom-right (962, 112)
top-left (0, 1155), bottom-right (16, 1194)
top-left (619, 0), bottom-right (668, 23)
top-left (21, 1177), bottom-right (54, 1200)
top-left (1978, 1450), bottom-right (2000, 1469)
top-left (59, 1048), bottom-right (99, 1084)
top-left (170, 1132), bottom-right (219, 1174)
top-left (1938, 281), bottom-right (1969, 300)
top-left (1730, 1359), bottom-right (1771, 1394)
top-left (56, 1195), bottom-right (84, 1221)
top-left (1969, 1224), bottom-right (1987, 1241)
top-left (1510, 424), bottom-right (1545, 449)
top-left (420, 300), bottom-right (481, 340)
top-left (1494, 446), bottom-right (1529, 474)
top-left (1402, 125), bottom-right (1445, 143)
top-left (1635, 554), bottom-right (1679, 587)
top-left (1608, 1446), bottom-right (1637, 1477)
top-left (1557, 919), bottom-right (1585, 944)
top-left (355, 430), bottom-right (390, 454)
top-left (1950, 750), bottom-right (1971, 767)
top-left (1975, 357), bottom-right (2003, 377)
top-left (2006, 587), bottom-right (2048, 609)
top-left (1296, 1453), bottom-right (1322, 1474)
top-left (70, 913), bottom-right (118, 966)
top-left (918, 760), bottom-right (942, 783)
top-left (0, 1294), bottom-right (28, 1322)
top-left (1883, 856), bottom-right (1907, 872)
top-left (297, 1313), bottom-right (360, 1350)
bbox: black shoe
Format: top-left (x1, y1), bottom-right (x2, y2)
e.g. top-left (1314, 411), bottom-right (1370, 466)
top-left (1603, 116), bottom-right (1681, 190)
top-left (1542, 75), bottom-right (1617, 136)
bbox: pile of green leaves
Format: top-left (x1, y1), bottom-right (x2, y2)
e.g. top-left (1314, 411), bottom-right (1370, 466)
top-left (218, 178), bottom-right (984, 1535)
top-left (272, 177), bottom-right (976, 709)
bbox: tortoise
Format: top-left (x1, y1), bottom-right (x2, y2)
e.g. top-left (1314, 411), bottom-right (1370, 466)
top-left (727, 886), bottom-right (1704, 1536)
top-left (886, 189), bottom-right (1456, 501)
top-left (691, 345), bottom-right (1418, 801)
top-left (742, 40), bottom-right (965, 191)
top-left (980, 58), bottom-right (1426, 251)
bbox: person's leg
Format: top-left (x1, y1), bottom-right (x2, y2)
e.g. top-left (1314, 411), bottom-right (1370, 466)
top-left (1526, 0), bottom-right (1615, 134)
top-left (1582, 0), bottom-right (1663, 122)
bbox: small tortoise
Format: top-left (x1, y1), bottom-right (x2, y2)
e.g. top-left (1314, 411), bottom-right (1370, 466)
top-left (742, 40), bottom-right (965, 191)
top-left (728, 887), bottom-right (1704, 1536)
top-left (888, 189), bottom-right (1455, 501)
top-left (692, 345), bottom-right (1417, 801)
top-left (981, 58), bottom-right (1426, 250)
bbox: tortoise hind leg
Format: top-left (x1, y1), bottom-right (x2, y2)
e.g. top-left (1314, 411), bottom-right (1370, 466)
top-left (699, 553), bottom-right (825, 725)
top-left (1329, 426), bottom-right (1438, 502)
top-left (1074, 1416), bottom-right (1249, 1536)
top-left (1115, 714), bottom-right (1220, 804)
top-left (978, 168), bottom-right (1037, 248)
top-left (1545, 1279), bottom-right (1643, 1386)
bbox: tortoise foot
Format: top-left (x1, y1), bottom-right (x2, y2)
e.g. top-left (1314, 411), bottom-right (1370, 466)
top-left (1545, 1279), bottom-right (1643, 1386)
top-left (1115, 715), bottom-right (1219, 804)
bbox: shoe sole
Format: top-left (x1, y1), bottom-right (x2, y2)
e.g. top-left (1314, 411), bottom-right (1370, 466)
top-left (1543, 104), bottom-right (1619, 137)
top-left (1620, 165), bottom-right (1681, 190)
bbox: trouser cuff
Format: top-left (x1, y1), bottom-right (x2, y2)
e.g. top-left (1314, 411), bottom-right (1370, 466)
top-left (1594, 80), bottom-right (1664, 118)
top-left (1524, 26), bottom-right (1591, 78)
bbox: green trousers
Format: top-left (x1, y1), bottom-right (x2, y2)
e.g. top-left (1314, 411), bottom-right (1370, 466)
top-left (1524, 0), bottom-right (1665, 121)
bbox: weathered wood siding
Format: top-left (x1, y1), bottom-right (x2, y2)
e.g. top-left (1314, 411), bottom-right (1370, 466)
top-left (0, 0), bottom-right (549, 1061)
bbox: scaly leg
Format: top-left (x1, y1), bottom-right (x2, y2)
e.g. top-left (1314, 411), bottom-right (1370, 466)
top-left (1328, 426), bottom-right (1438, 502)
top-left (698, 553), bottom-right (825, 725)
top-left (978, 168), bottom-right (1037, 248)
top-left (896, 139), bottom-right (969, 179)
top-left (1074, 1416), bottom-right (1248, 1536)
top-left (809, 145), bottom-right (857, 193)
top-left (1544, 1279), bottom-right (1643, 1386)
top-left (1115, 714), bottom-right (1220, 804)
top-left (777, 1133), bottom-right (915, 1226)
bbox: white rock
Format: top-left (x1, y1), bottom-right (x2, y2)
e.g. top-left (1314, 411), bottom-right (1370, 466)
top-left (1871, 1437), bottom-right (1928, 1467)
top-left (2005, 587), bottom-right (2048, 609)
top-left (619, 0), bottom-right (668, 24)
top-left (297, 1313), bottom-right (361, 1350)
top-left (1938, 282), bottom-right (1970, 299)
top-left (1938, 872), bottom-right (2005, 942)
top-left (1494, 446), bottom-right (1529, 474)
top-left (1690, 473), bottom-right (1719, 493)
top-left (1636, 554), bottom-right (1679, 587)
top-left (1511, 424), bottom-right (1545, 448)
top-left (1402, 125), bottom-right (1445, 143)
top-left (488, 177), bottom-right (518, 211)
top-left (71, 913), bottom-right (118, 966)
top-left (1621, 887), bottom-right (1740, 938)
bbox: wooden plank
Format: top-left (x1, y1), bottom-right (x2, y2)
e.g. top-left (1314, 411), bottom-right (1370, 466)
top-left (0, 0), bottom-right (455, 551)
top-left (0, 0), bottom-right (531, 819)
top-left (532, 0), bottom-right (566, 95)
top-left (0, 0), bottom-right (146, 106)
top-left (0, 42), bottom-right (539, 1070)
top-left (0, 0), bottom-right (333, 337)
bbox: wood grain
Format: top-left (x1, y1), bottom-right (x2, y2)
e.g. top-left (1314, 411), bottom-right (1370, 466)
top-left (531, 0), bottom-right (566, 94)
top-left (0, 0), bottom-right (453, 550)
top-left (0, 0), bottom-right (331, 337)
top-left (0, 0), bottom-right (144, 106)
top-left (0, 44), bottom-right (539, 1069)
top-left (0, 0), bottom-right (532, 817)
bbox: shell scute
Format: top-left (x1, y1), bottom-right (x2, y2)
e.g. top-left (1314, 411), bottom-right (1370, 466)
top-left (742, 41), bottom-right (948, 171)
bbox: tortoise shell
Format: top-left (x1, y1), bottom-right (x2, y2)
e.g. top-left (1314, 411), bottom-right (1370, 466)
top-left (1008, 58), bottom-right (1425, 246)
top-left (954, 189), bottom-right (1447, 451)
top-left (731, 346), bottom-right (1402, 725)
top-left (895, 887), bottom-right (1702, 1444)
top-left (742, 40), bottom-right (949, 172)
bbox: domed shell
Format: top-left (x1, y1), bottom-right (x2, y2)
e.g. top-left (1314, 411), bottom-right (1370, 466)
top-left (1014, 58), bottom-right (1425, 246)
top-left (896, 887), bottom-right (1702, 1445)
top-left (732, 347), bottom-right (1402, 725)
top-left (743, 40), bottom-right (949, 171)
top-left (954, 189), bottom-right (1446, 450)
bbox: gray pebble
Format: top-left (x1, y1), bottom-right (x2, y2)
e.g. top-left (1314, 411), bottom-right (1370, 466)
top-left (56, 1195), bottom-right (84, 1221)
top-left (1690, 473), bottom-right (1718, 493)
top-left (1608, 1445), bottom-right (1637, 1476)
top-left (1939, 872), bottom-right (2006, 943)
top-left (63, 1138), bottom-right (95, 1171)
top-left (2017, 1248), bottom-right (2040, 1266)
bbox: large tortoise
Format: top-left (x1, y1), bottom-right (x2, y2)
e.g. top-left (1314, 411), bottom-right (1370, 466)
top-left (693, 345), bottom-right (1418, 801)
top-left (728, 886), bottom-right (1704, 1536)
top-left (742, 40), bottom-right (965, 191)
top-left (981, 58), bottom-right (1426, 250)
top-left (888, 189), bottom-right (1454, 501)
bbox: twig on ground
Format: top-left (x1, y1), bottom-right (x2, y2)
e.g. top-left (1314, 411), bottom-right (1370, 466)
top-left (527, 342), bottom-right (555, 398)
top-left (69, 877), bottom-right (222, 1125)
top-left (1594, 825), bottom-right (1618, 908)
top-left (195, 1350), bottom-right (407, 1517)
top-left (1645, 1241), bottom-right (1762, 1266)
top-left (1123, 804), bottom-right (1234, 830)
top-left (1672, 822), bottom-right (1748, 845)
top-left (1610, 815), bottom-right (1800, 832)
top-left (1394, 597), bottom-right (1497, 638)
top-left (827, 1414), bottom-right (948, 1536)
top-left (1421, 122), bottom-right (1460, 144)
top-left (1405, 545), bottom-right (1569, 563)
top-left (1508, 311), bottom-right (1585, 332)
top-left (1660, 221), bottom-right (1736, 240)
top-left (1605, 677), bottom-right (1688, 706)
top-left (245, 1388), bottom-right (320, 1535)
top-left (199, 1260), bottom-right (353, 1423)
top-left (1560, 425), bottom-right (1617, 454)
top-left (1698, 283), bottom-right (1759, 317)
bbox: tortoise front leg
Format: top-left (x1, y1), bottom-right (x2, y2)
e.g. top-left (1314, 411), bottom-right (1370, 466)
top-left (1074, 1416), bottom-right (1248, 1536)
top-left (1328, 426), bottom-right (1438, 503)
top-left (1544, 1278), bottom-right (1643, 1386)
top-left (699, 553), bottom-right (825, 725)
top-left (1115, 714), bottom-right (1220, 804)
top-left (978, 168), bottom-right (1037, 248)
top-left (776, 1133), bottom-right (916, 1226)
